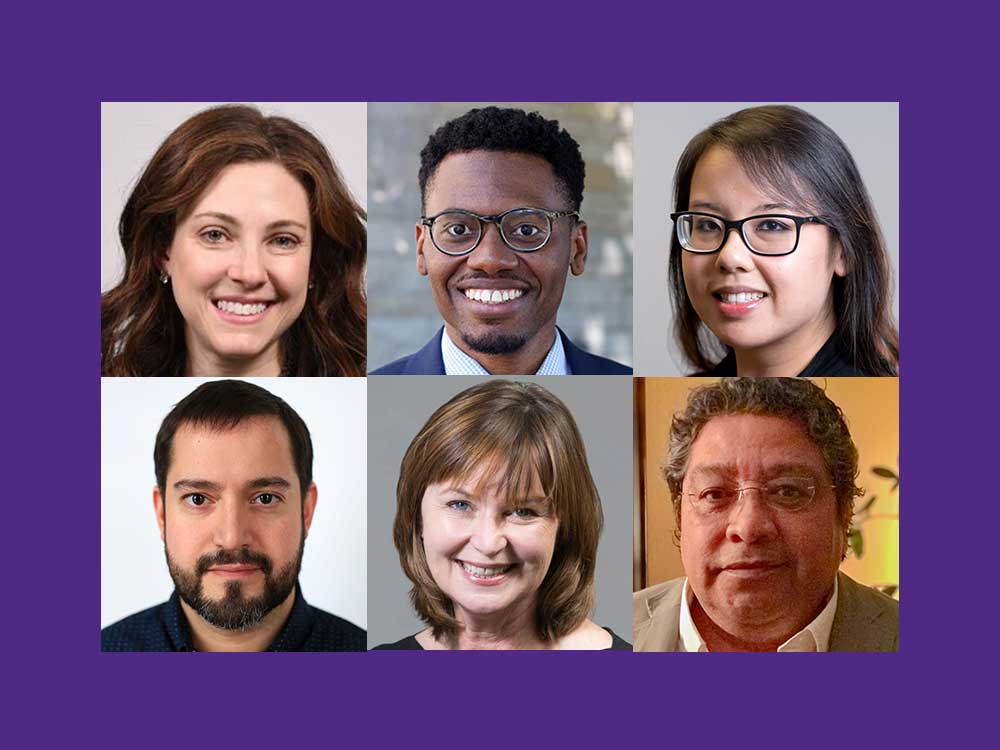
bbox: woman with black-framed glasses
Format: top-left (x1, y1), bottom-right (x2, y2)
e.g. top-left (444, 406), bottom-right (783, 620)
top-left (668, 105), bottom-right (899, 377)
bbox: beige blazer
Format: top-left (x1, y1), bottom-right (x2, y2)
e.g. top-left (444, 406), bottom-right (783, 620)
top-left (633, 571), bottom-right (898, 652)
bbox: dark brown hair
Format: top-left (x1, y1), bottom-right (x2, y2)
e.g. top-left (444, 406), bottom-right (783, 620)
top-left (661, 378), bottom-right (862, 554)
top-left (669, 105), bottom-right (899, 376)
top-left (154, 379), bottom-right (313, 499)
top-left (393, 381), bottom-right (604, 643)
top-left (102, 104), bottom-right (366, 376)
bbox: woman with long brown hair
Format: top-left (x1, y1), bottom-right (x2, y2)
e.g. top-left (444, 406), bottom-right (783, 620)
top-left (102, 104), bottom-right (366, 376)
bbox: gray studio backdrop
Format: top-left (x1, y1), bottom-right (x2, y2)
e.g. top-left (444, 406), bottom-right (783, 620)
top-left (368, 102), bottom-right (633, 371)
top-left (101, 101), bottom-right (367, 292)
top-left (101, 377), bottom-right (367, 631)
top-left (633, 102), bottom-right (899, 376)
top-left (366, 376), bottom-right (632, 648)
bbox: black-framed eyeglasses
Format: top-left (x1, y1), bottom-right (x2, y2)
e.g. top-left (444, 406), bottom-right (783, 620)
top-left (420, 207), bottom-right (580, 256)
top-left (670, 211), bottom-right (826, 256)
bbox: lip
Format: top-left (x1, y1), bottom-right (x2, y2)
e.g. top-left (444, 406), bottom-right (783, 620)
top-left (207, 564), bottom-right (261, 578)
top-left (720, 561), bottom-right (785, 578)
top-left (456, 559), bottom-right (514, 587)
top-left (455, 285), bottom-right (530, 316)
top-left (710, 285), bottom-right (769, 319)
top-left (212, 297), bottom-right (274, 324)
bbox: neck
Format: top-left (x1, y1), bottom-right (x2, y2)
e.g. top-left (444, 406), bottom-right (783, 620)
top-left (180, 588), bottom-right (295, 652)
top-left (447, 598), bottom-right (548, 650)
top-left (733, 307), bottom-right (836, 377)
top-left (691, 598), bottom-right (784, 652)
top-left (186, 340), bottom-right (283, 377)
top-left (447, 325), bottom-right (556, 375)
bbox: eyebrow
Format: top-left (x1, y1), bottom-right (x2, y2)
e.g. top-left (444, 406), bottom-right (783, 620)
top-left (687, 201), bottom-right (800, 215)
top-left (172, 476), bottom-right (293, 493)
top-left (688, 462), bottom-right (820, 479)
top-left (443, 485), bottom-right (549, 504)
top-left (192, 212), bottom-right (309, 232)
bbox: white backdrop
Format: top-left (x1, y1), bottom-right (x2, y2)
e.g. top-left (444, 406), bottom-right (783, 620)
top-left (101, 377), bottom-right (367, 630)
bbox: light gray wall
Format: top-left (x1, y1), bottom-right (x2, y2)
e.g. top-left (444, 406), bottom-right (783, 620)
top-left (633, 102), bottom-right (899, 375)
top-left (368, 102), bottom-right (633, 370)
top-left (366, 375), bottom-right (632, 647)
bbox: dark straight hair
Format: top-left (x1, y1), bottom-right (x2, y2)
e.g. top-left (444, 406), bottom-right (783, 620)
top-left (668, 105), bottom-right (899, 376)
top-left (154, 380), bottom-right (313, 499)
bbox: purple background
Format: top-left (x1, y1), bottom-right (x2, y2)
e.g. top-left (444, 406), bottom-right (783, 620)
top-left (6, 1), bottom-right (988, 746)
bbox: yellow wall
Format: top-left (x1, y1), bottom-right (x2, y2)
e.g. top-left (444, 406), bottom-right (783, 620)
top-left (637, 378), bottom-right (899, 592)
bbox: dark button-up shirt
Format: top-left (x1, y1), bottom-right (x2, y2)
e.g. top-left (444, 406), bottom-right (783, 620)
top-left (101, 585), bottom-right (365, 652)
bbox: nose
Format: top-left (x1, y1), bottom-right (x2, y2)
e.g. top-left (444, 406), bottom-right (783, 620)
top-left (715, 226), bottom-right (756, 274)
top-left (465, 223), bottom-right (519, 275)
top-left (725, 487), bottom-right (778, 544)
top-left (470, 513), bottom-right (508, 557)
top-left (213, 500), bottom-right (254, 550)
top-left (227, 244), bottom-right (268, 287)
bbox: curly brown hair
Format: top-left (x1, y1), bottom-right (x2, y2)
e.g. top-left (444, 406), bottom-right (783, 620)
top-left (393, 381), bottom-right (604, 644)
top-left (101, 104), bottom-right (366, 376)
top-left (661, 378), bottom-right (863, 555)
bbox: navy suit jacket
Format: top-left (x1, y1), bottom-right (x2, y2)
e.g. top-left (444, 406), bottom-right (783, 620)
top-left (370, 327), bottom-right (631, 375)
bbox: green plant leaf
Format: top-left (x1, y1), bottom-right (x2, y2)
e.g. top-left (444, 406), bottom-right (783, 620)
top-left (891, 481), bottom-right (899, 493)
top-left (872, 466), bottom-right (898, 481)
top-left (856, 496), bottom-right (876, 514)
top-left (848, 529), bottom-right (864, 558)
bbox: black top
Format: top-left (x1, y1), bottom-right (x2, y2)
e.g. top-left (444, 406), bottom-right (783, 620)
top-left (698, 332), bottom-right (867, 377)
top-left (101, 585), bottom-right (366, 652)
top-left (373, 627), bottom-right (632, 651)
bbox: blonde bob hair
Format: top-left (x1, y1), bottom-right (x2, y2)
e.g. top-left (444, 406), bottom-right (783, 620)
top-left (393, 381), bottom-right (604, 643)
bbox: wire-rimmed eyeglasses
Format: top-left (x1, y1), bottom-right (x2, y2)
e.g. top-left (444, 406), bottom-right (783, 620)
top-left (684, 477), bottom-right (832, 514)
top-left (421, 207), bottom-right (580, 256)
top-left (670, 211), bottom-right (826, 256)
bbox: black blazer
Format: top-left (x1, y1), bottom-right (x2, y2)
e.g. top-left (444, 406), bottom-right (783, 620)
top-left (370, 327), bottom-right (632, 375)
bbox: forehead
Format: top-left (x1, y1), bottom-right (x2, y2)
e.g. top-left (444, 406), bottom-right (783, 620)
top-left (167, 416), bottom-right (297, 485)
top-left (187, 161), bottom-right (309, 223)
top-left (425, 151), bottom-right (565, 215)
top-left (687, 413), bottom-right (827, 479)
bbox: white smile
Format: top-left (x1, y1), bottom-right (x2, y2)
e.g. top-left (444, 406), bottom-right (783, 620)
top-left (463, 289), bottom-right (524, 304)
top-left (461, 561), bottom-right (513, 579)
top-left (718, 292), bottom-right (765, 304)
top-left (216, 300), bottom-right (269, 316)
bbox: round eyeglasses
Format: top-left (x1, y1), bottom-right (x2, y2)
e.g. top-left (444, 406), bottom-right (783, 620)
top-left (684, 477), bottom-right (831, 514)
top-left (670, 211), bottom-right (826, 256)
top-left (421, 207), bottom-right (580, 256)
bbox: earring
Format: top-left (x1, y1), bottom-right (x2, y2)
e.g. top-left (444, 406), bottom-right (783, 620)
top-left (159, 272), bottom-right (169, 285)
top-left (308, 281), bottom-right (315, 290)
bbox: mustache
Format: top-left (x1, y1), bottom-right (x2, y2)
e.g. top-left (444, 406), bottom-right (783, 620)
top-left (456, 270), bottom-right (530, 284)
top-left (195, 548), bottom-right (273, 577)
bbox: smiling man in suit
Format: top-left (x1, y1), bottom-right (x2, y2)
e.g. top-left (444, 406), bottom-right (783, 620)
top-left (633, 378), bottom-right (898, 652)
top-left (371, 107), bottom-right (631, 376)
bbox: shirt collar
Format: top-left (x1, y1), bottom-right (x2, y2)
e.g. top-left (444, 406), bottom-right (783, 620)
top-left (679, 576), bottom-right (839, 652)
top-left (164, 583), bottom-right (314, 652)
top-left (440, 328), bottom-right (569, 375)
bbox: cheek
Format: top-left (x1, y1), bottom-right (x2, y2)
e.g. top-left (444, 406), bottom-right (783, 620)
top-left (272, 255), bottom-right (311, 302)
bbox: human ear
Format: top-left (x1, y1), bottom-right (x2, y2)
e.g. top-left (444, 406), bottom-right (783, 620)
top-left (415, 224), bottom-right (429, 276)
top-left (153, 486), bottom-right (166, 542)
top-left (831, 239), bottom-right (847, 277)
top-left (569, 221), bottom-right (588, 276)
top-left (302, 483), bottom-right (318, 537)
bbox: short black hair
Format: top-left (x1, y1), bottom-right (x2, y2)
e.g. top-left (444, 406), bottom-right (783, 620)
top-left (154, 380), bottom-right (314, 499)
top-left (418, 107), bottom-right (585, 211)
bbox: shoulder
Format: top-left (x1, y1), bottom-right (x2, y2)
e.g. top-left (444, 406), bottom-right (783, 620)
top-left (370, 329), bottom-right (445, 375)
top-left (831, 572), bottom-right (899, 652)
top-left (633, 578), bottom-right (684, 624)
top-left (632, 578), bottom-right (685, 652)
top-left (101, 601), bottom-right (172, 652)
top-left (371, 634), bottom-right (423, 650)
top-left (306, 607), bottom-right (367, 652)
top-left (559, 330), bottom-right (632, 374)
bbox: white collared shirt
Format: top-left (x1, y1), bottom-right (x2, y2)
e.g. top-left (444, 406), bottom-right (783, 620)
top-left (678, 577), bottom-right (839, 652)
top-left (440, 329), bottom-right (570, 375)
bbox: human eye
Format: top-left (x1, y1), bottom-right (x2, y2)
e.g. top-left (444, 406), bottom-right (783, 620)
top-left (183, 493), bottom-right (210, 508)
top-left (251, 492), bottom-right (283, 507)
top-left (694, 218), bottom-right (722, 233)
top-left (766, 479), bottom-right (814, 509)
top-left (697, 486), bottom-right (735, 507)
top-left (510, 223), bottom-right (542, 238)
top-left (445, 499), bottom-right (471, 512)
top-left (199, 227), bottom-right (230, 244)
top-left (509, 506), bottom-right (540, 520)
top-left (755, 217), bottom-right (793, 233)
top-left (445, 222), bottom-right (473, 237)
top-left (270, 234), bottom-right (301, 251)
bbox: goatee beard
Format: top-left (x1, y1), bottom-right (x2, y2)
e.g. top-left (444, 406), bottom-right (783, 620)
top-left (461, 330), bottom-right (529, 356)
top-left (167, 542), bottom-right (302, 632)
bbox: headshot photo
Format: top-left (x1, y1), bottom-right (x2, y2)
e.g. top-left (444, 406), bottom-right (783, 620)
top-left (368, 377), bottom-right (632, 650)
top-left (633, 377), bottom-right (899, 652)
top-left (633, 102), bottom-right (899, 377)
top-left (101, 377), bottom-right (367, 652)
top-left (368, 102), bottom-right (633, 375)
top-left (101, 102), bottom-right (367, 377)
